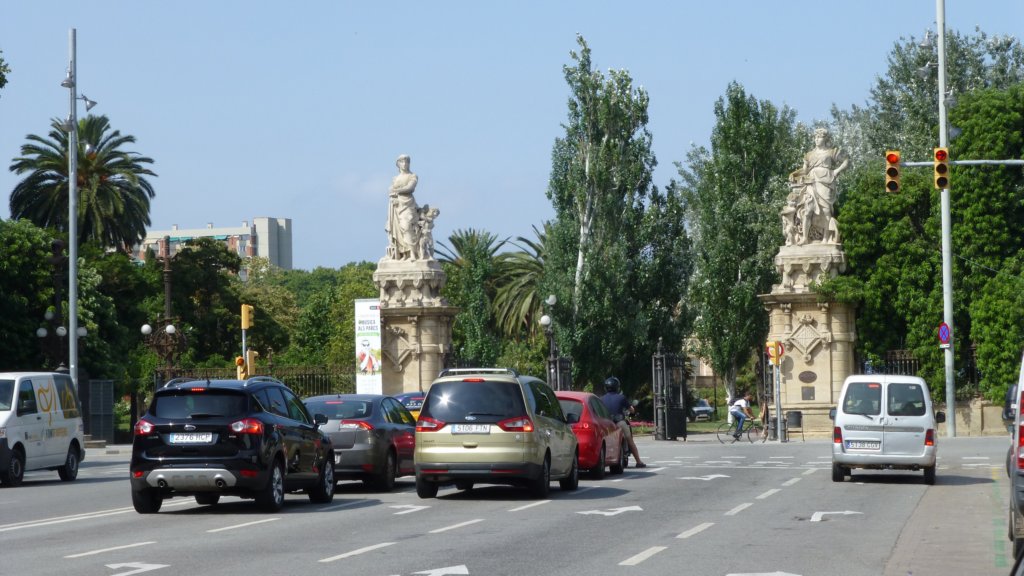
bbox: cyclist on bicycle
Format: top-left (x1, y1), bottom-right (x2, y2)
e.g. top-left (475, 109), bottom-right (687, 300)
top-left (730, 392), bottom-right (754, 439)
top-left (601, 376), bottom-right (646, 468)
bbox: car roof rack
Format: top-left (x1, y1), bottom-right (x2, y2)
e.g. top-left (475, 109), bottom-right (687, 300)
top-left (160, 376), bottom-right (199, 389)
top-left (243, 375), bottom-right (280, 387)
top-left (437, 367), bottom-right (519, 378)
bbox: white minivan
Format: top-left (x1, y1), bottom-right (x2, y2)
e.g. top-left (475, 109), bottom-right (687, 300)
top-left (830, 374), bottom-right (945, 485)
top-left (0, 372), bottom-right (86, 487)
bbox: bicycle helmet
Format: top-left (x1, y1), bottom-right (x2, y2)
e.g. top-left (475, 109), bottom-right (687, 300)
top-left (603, 376), bottom-right (621, 394)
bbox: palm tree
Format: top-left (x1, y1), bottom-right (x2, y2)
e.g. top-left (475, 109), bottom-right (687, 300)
top-left (492, 223), bottom-right (550, 339)
top-left (437, 229), bottom-right (506, 366)
top-left (9, 115), bottom-right (156, 251)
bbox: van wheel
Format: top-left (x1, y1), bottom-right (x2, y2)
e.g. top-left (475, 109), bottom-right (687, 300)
top-left (416, 476), bottom-right (438, 498)
top-left (529, 455), bottom-right (551, 498)
top-left (1, 449), bottom-right (24, 487)
top-left (831, 462), bottom-right (847, 483)
top-left (923, 466), bottom-right (936, 485)
top-left (58, 445), bottom-right (80, 481)
top-left (256, 460), bottom-right (285, 512)
top-left (559, 451), bottom-right (579, 491)
top-left (132, 487), bottom-right (163, 513)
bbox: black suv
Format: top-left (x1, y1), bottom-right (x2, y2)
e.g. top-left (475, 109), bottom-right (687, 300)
top-left (129, 376), bottom-right (335, 513)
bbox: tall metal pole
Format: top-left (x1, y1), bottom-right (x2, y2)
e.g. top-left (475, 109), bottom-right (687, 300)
top-left (936, 0), bottom-right (956, 436)
top-left (66, 28), bottom-right (80, 388)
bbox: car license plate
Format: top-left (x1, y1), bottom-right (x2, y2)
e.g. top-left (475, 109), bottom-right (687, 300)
top-left (846, 440), bottom-right (880, 449)
top-left (169, 432), bottom-right (213, 444)
top-left (451, 424), bottom-right (489, 434)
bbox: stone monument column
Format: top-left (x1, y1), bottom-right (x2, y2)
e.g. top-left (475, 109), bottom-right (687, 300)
top-left (759, 128), bottom-right (856, 435)
top-left (373, 155), bottom-right (458, 396)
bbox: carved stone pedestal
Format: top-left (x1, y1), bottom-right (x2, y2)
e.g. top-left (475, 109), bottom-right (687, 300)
top-left (374, 258), bottom-right (457, 396)
top-left (759, 243), bottom-right (856, 435)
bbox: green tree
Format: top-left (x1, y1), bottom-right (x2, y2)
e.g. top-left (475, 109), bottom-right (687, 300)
top-left (0, 50), bottom-right (10, 95)
top-left (677, 82), bottom-right (806, 401)
top-left (324, 262), bottom-right (377, 369)
top-left (9, 115), bottom-right (156, 251)
top-left (438, 229), bottom-right (505, 366)
top-left (0, 220), bottom-right (58, 369)
top-left (492, 224), bottom-right (550, 340)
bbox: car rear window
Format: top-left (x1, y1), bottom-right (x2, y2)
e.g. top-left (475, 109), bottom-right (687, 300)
top-left (842, 382), bottom-right (882, 416)
top-left (421, 380), bottom-right (526, 423)
top-left (152, 391), bottom-right (249, 419)
top-left (306, 400), bottom-right (372, 419)
top-left (559, 398), bottom-right (584, 421)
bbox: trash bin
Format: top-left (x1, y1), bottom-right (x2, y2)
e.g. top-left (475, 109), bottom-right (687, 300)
top-left (768, 417), bottom-right (788, 442)
top-left (667, 407), bottom-right (688, 440)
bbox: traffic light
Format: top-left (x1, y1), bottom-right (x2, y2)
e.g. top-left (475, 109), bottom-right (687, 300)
top-left (884, 150), bottom-right (901, 193)
top-left (241, 304), bottom-right (254, 330)
top-left (235, 355), bottom-right (247, 380)
top-left (933, 147), bottom-right (950, 189)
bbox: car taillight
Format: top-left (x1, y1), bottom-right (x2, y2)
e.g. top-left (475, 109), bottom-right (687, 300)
top-left (497, 417), bottom-right (534, 432)
top-left (340, 420), bottom-right (374, 431)
top-left (416, 416), bottom-right (446, 432)
top-left (134, 418), bottom-right (155, 436)
top-left (1017, 424), bottom-right (1024, 470)
top-left (833, 426), bottom-right (843, 444)
top-left (924, 429), bottom-right (935, 447)
top-left (231, 418), bottom-right (264, 434)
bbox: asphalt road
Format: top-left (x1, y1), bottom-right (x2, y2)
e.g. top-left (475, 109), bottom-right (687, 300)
top-left (0, 434), bottom-right (1009, 576)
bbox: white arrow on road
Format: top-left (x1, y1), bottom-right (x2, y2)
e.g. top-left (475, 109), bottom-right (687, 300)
top-left (412, 566), bottom-right (469, 575)
top-left (106, 563), bottom-right (169, 576)
top-left (677, 474), bottom-right (729, 481)
top-left (390, 504), bottom-right (430, 515)
top-left (810, 510), bottom-right (863, 522)
top-left (577, 505), bottom-right (643, 516)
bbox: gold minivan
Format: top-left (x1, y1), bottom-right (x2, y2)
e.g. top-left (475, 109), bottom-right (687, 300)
top-left (414, 368), bottom-right (579, 498)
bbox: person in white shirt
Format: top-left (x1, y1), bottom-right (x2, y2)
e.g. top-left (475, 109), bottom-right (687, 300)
top-left (729, 392), bottom-right (754, 439)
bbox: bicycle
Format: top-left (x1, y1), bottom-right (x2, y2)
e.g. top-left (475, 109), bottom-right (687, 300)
top-left (716, 416), bottom-right (766, 444)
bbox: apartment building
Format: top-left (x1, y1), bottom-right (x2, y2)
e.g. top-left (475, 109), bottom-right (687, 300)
top-left (135, 217), bottom-right (293, 270)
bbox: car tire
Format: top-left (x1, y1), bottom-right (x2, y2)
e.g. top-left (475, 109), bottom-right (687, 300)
top-left (923, 466), bottom-right (936, 485)
top-left (1, 448), bottom-right (25, 487)
top-left (370, 451), bottom-right (397, 492)
top-left (591, 444), bottom-right (606, 480)
top-left (309, 457), bottom-right (335, 504)
top-left (610, 441), bottom-right (626, 475)
top-left (416, 475), bottom-right (438, 498)
top-left (831, 462), bottom-right (847, 483)
top-left (195, 494), bottom-right (221, 506)
top-left (256, 459), bottom-right (285, 512)
top-left (57, 445), bottom-right (80, 482)
top-left (559, 451), bottom-right (579, 491)
top-left (132, 487), bottom-right (163, 514)
top-left (529, 455), bottom-right (551, 498)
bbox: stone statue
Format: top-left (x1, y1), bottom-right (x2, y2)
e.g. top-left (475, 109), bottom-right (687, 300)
top-left (784, 127), bottom-right (849, 245)
top-left (417, 204), bottom-right (440, 261)
top-left (386, 154), bottom-right (421, 260)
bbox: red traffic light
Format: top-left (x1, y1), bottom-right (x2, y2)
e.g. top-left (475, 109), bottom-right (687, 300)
top-left (934, 148), bottom-right (948, 162)
top-left (886, 151), bottom-right (900, 164)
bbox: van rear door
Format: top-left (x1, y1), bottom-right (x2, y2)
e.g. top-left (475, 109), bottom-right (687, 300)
top-left (839, 380), bottom-right (884, 450)
top-left (882, 381), bottom-right (930, 456)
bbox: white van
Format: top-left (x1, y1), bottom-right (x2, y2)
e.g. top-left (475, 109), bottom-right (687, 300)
top-left (830, 374), bottom-right (945, 485)
top-left (0, 372), bottom-right (86, 486)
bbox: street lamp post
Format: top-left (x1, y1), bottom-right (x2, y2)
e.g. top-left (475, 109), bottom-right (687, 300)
top-left (141, 236), bottom-right (185, 384)
top-left (538, 294), bottom-right (571, 391)
top-left (61, 28), bottom-right (98, 390)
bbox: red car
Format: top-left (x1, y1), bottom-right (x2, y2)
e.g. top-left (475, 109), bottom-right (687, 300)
top-left (556, 391), bottom-right (626, 479)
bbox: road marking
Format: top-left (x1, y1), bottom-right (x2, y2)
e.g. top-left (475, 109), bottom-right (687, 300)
top-left (810, 510), bottom-right (863, 522)
top-left (725, 503), bottom-right (752, 516)
top-left (675, 456), bottom-right (698, 460)
top-left (105, 562), bottom-right (169, 575)
top-left (802, 468), bottom-right (817, 475)
top-left (411, 566), bottom-right (469, 575)
top-left (321, 500), bottom-right (369, 511)
top-left (207, 518), bottom-right (280, 533)
top-left (578, 506), bottom-right (643, 516)
top-left (757, 489), bottom-right (780, 499)
top-left (677, 474), bottom-right (729, 481)
top-left (429, 519), bottom-right (484, 533)
top-left (964, 456), bottom-right (990, 460)
top-left (319, 542), bottom-right (396, 563)
top-left (677, 522), bottom-right (714, 539)
top-left (640, 467), bottom-right (666, 472)
top-left (721, 456), bottom-right (747, 460)
top-left (769, 456), bottom-right (794, 459)
top-left (782, 477), bottom-right (801, 487)
top-left (508, 500), bottom-right (550, 512)
top-left (619, 546), bottom-right (667, 566)
top-left (65, 541), bottom-right (156, 558)
top-left (390, 504), bottom-right (430, 515)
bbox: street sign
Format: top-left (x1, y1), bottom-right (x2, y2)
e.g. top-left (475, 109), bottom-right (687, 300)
top-left (766, 341), bottom-right (785, 365)
top-left (938, 322), bottom-right (950, 345)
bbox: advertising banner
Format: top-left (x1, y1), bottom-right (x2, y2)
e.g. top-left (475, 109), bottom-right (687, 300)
top-left (355, 299), bottom-right (382, 394)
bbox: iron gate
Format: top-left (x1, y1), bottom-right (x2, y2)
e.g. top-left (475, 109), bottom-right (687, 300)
top-left (652, 339), bottom-right (688, 441)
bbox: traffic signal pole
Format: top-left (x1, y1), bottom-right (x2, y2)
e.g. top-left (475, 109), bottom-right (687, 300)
top-left (936, 0), bottom-right (956, 437)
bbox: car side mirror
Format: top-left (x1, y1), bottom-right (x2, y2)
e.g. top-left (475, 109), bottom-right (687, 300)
top-left (828, 407), bottom-right (836, 420)
top-left (314, 413), bottom-right (328, 426)
top-left (566, 412), bottom-right (579, 424)
top-left (935, 411), bottom-right (946, 424)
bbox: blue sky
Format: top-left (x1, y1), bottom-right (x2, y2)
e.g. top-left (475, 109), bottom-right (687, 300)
top-left (1, 1), bottom-right (1021, 270)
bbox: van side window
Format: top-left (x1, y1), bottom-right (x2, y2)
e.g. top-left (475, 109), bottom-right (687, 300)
top-left (888, 383), bottom-right (926, 416)
top-left (54, 375), bottom-right (81, 419)
top-left (843, 382), bottom-right (882, 416)
top-left (17, 381), bottom-right (38, 416)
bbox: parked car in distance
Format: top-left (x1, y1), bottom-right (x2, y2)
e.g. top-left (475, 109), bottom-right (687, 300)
top-left (394, 391), bottom-right (425, 420)
top-left (555, 391), bottom-right (625, 479)
top-left (303, 394), bottom-right (416, 491)
top-left (690, 399), bottom-right (714, 422)
top-left (829, 374), bottom-right (944, 485)
top-left (0, 372), bottom-right (85, 487)
top-left (129, 376), bottom-right (335, 513)
top-left (414, 368), bottom-right (579, 499)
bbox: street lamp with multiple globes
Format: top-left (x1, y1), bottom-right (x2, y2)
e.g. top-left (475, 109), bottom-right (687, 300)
top-left (538, 294), bottom-right (571, 391)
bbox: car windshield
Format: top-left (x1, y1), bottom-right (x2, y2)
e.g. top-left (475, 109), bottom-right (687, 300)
top-left (305, 400), bottom-right (372, 420)
top-left (152, 391), bottom-right (248, 419)
top-left (0, 379), bottom-right (13, 411)
top-left (696, 400), bottom-right (710, 408)
top-left (421, 380), bottom-right (526, 423)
